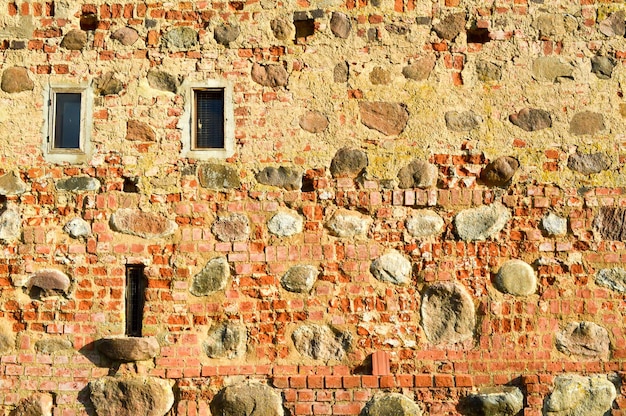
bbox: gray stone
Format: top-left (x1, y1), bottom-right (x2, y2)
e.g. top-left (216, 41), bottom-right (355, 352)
top-left (110, 209), bottom-right (177, 239)
top-left (256, 166), bottom-right (302, 190)
top-left (402, 55), bottom-right (436, 81)
top-left (556, 321), bottom-right (610, 359)
top-left (421, 281), bottom-right (475, 345)
top-left (26, 269), bottom-right (71, 294)
top-left (1, 67), bottom-right (34, 93)
top-left (251, 63), bottom-right (288, 87)
top-left (569, 112), bottom-right (605, 135)
top-left (96, 336), bottom-right (160, 362)
top-left (147, 70), bottom-right (178, 93)
top-left (214, 24), bottom-right (240, 46)
top-left (268, 210), bottom-right (303, 237)
top-left (212, 214), bottom-right (250, 242)
top-left (405, 210), bottom-right (445, 238)
top-left (9, 394), bottom-right (53, 416)
top-left (533, 14), bottom-right (578, 39)
top-left (509, 108), bottom-right (552, 132)
top-left (292, 324), bottom-right (351, 362)
top-left (599, 11), bottom-right (625, 37)
top-left (330, 148), bottom-right (368, 178)
top-left (126, 120), bottom-right (156, 141)
top-left (60, 29), bottom-right (87, 50)
top-left (94, 71), bottom-right (123, 96)
top-left (361, 393), bottom-right (423, 416)
top-left (544, 375), bottom-right (616, 416)
top-left (0, 171), bottom-right (26, 195)
top-left (111, 27), bottom-right (139, 46)
top-left (299, 111), bottom-right (329, 133)
top-left (532, 57), bottom-right (573, 82)
top-left (359, 102), bottom-right (409, 136)
top-left (596, 267), bottom-right (626, 293)
top-left (210, 381), bottom-right (284, 416)
top-left (397, 159), bottom-right (438, 189)
top-left (433, 13), bottom-right (466, 40)
top-left (370, 250), bottom-right (412, 285)
top-left (594, 207), bottom-right (626, 242)
top-left (204, 322), bottom-right (247, 358)
top-left (281, 265), bottom-right (318, 293)
top-left (567, 152), bottom-right (610, 175)
top-left (162, 27), bottom-right (198, 49)
top-left (330, 12), bottom-right (351, 38)
top-left (64, 217), bottom-right (91, 239)
top-left (190, 256), bottom-right (230, 296)
top-left (461, 387), bottom-right (524, 416)
top-left (56, 177), bottom-right (101, 192)
top-left (481, 156), bottom-right (519, 187)
top-left (325, 209), bottom-right (372, 238)
top-left (89, 376), bottom-right (174, 416)
top-left (591, 56), bottom-right (616, 80)
top-left (0, 207), bottom-right (21, 242)
top-left (495, 259), bottom-right (537, 296)
top-left (198, 163), bottom-right (241, 190)
top-left (542, 213), bottom-right (567, 236)
top-left (445, 111), bottom-right (482, 132)
top-left (35, 338), bottom-right (73, 354)
top-left (270, 18), bottom-right (295, 40)
top-left (476, 60), bottom-right (502, 82)
top-left (370, 66), bottom-right (391, 85)
top-left (334, 62), bottom-right (349, 82)
top-left (454, 203), bottom-right (510, 241)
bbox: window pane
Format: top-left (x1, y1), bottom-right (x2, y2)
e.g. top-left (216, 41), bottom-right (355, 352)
top-left (195, 89), bottom-right (224, 149)
top-left (54, 93), bottom-right (81, 149)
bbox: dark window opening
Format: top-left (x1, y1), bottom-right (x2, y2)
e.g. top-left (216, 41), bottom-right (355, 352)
top-left (294, 19), bottom-right (315, 40)
top-left (467, 28), bottom-right (491, 44)
top-left (194, 89), bottom-right (225, 149)
top-left (53, 93), bottom-right (82, 149)
top-left (123, 177), bottom-right (139, 193)
top-left (125, 265), bottom-right (146, 337)
top-left (80, 13), bottom-right (99, 30)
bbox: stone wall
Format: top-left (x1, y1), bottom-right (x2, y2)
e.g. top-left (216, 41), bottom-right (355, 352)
top-left (1, 0), bottom-right (626, 415)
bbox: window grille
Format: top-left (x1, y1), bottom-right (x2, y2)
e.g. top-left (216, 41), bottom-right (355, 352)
top-left (194, 89), bottom-right (225, 149)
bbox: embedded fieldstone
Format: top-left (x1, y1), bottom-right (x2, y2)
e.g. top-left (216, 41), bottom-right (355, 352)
top-left (204, 322), bottom-right (247, 358)
top-left (60, 29), bottom-right (87, 50)
top-left (361, 393), bottom-right (423, 416)
top-left (26, 269), bottom-right (71, 294)
top-left (542, 213), bottom-right (567, 236)
top-left (126, 120), bottom-right (156, 141)
top-left (271, 18), bottom-right (295, 40)
top-left (0, 171), bottom-right (26, 195)
top-left (210, 381), bottom-right (284, 416)
top-left (433, 13), bottom-right (466, 40)
top-left (509, 108), bottom-right (552, 132)
top-left (556, 321), bottom-right (610, 359)
top-left (445, 111), bottom-right (482, 132)
top-left (299, 111), bottom-right (328, 133)
top-left (476, 60), bottom-right (502, 82)
top-left (454, 203), bottom-right (510, 241)
top-left (147, 70), bottom-right (178, 93)
top-left (591, 56), bottom-right (616, 80)
top-left (569, 112), bottom-right (605, 135)
top-left (96, 336), bottom-right (160, 362)
top-left (495, 260), bottom-right (537, 296)
top-left (370, 250), bottom-right (412, 285)
top-left (214, 24), bottom-right (240, 46)
top-left (567, 152), bottom-right (610, 175)
top-left (35, 338), bottom-right (73, 354)
top-left (281, 265), bottom-right (318, 293)
top-left (256, 166), bottom-right (302, 190)
top-left (330, 12), bottom-right (351, 38)
top-left (402, 55), bottom-right (436, 81)
top-left (334, 61), bottom-right (349, 82)
top-left (370, 66), bottom-right (391, 85)
top-left (9, 394), bottom-right (53, 416)
top-left (532, 57), bottom-right (573, 82)
top-left (405, 210), bottom-right (445, 238)
top-left (56, 177), bottom-right (101, 192)
top-left (594, 207), bottom-right (626, 241)
top-left (292, 324), bottom-right (351, 362)
top-left (64, 217), bottom-right (91, 239)
top-left (460, 387), bottom-right (524, 416)
top-left (111, 27), bottom-right (139, 46)
top-left (599, 11), bottom-right (625, 37)
top-left (421, 282), bottom-right (475, 345)
top-left (251, 63), bottom-right (289, 87)
top-left (325, 209), bottom-right (372, 238)
top-left (162, 27), bottom-right (198, 49)
top-left (89, 376), bottom-right (174, 416)
top-left (1, 67), bottom-right (34, 93)
top-left (330, 148), bottom-right (368, 178)
top-left (544, 375), bottom-right (616, 416)
top-left (268, 210), bottom-right (303, 237)
top-left (481, 156), bottom-right (519, 187)
top-left (198, 163), bottom-right (241, 190)
top-left (190, 256), bottom-right (230, 296)
top-left (596, 267), bottom-right (626, 294)
top-left (533, 13), bottom-right (578, 39)
top-left (397, 160), bottom-right (438, 189)
top-left (94, 71), bottom-right (123, 96)
top-left (359, 102), bottom-right (409, 136)
top-left (110, 209), bottom-right (177, 239)
top-left (212, 214), bottom-right (250, 242)
top-left (0, 207), bottom-right (21, 242)
top-left (0, 324), bottom-right (14, 354)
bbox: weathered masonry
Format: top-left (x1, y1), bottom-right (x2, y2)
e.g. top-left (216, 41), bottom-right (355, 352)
top-left (2, 0), bottom-right (626, 415)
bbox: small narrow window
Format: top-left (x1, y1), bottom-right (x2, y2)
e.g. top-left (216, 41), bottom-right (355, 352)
top-left (53, 92), bottom-right (82, 149)
top-left (193, 89), bottom-right (225, 149)
top-left (125, 265), bottom-right (146, 337)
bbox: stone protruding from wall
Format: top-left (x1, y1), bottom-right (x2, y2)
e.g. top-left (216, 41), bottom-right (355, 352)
top-left (495, 260), bottom-right (537, 296)
top-left (370, 250), bottom-right (412, 285)
top-left (35, 338), bottom-right (73, 354)
top-left (370, 67), bottom-right (391, 85)
top-left (94, 71), bottom-right (123, 96)
top-left (281, 265), bottom-right (318, 293)
top-left (334, 61), bottom-right (349, 82)
top-left (110, 209), bottom-right (177, 239)
top-left (64, 218), bottom-right (91, 239)
top-left (533, 13), bottom-right (577, 39)
top-left (299, 111), bottom-right (328, 133)
top-left (214, 24), bottom-right (240, 46)
top-left (251, 63), bottom-right (289, 87)
top-left (543, 375), bottom-right (616, 416)
top-left (532, 57), bottom-right (573, 82)
top-left (593, 207), bottom-right (626, 242)
top-left (111, 27), bottom-right (139, 46)
top-left (454, 203), bottom-right (510, 241)
top-left (60, 29), bottom-right (87, 50)
top-left (256, 166), bottom-right (302, 190)
top-left (147, 70), bottom-right (178, 93)
top-left (212, 214), bottom-right (250, 242)
top-left (8, 394), bottom-right (53, 416)
top-left (591, 56), bottom-right (616, 79)
top-left (596, 267), bottom-right (626, 294)
top-left (599, 11), bottom-right (625, 37)
top-left (330, 148), bottom-right (368, 178)
top-left (402, 55), bottom-right (436, 81)
top-left (126, 120), bottom-right (156, 142)
top-left (421, 282), bottom-right (475, 345)
top-left (433, 12), bottom-right (466, 40)
top-left (569, 111), bottom-right (605, 136)
top-left (197, 163), bottom-right (240, 190)
top-left (292, 324), bottom-right (351, 362)
top-left (480, 156), bottom-right (519, 187)
top-left (204, 322), bottom-right (247, 359)
top-left (555, 321), bottom-right (610, 359)
top-left (55, 177), bottom-right (101, 192)
top-left (0, 171), bottom-right (26, 195)
top-left (475, 60), bottom-right (502, 82)
top-left (89, 376), bottom-right (174, 416)
top-left (567, 152), bottom-right (611, 175)
top-left (405, 210), bottom-right (444, 238)
top-left (330, 12), bottom-right (351, 38)
top-left (268, 210), bottom-right (303, 237)
top-left (190, 256), bottom-right (230, 296)
top-left (1, 67), bottom-right (34, 93)
top-left (270, 18), bottom-right (295, 40)
top-left (162, 27), bottom-right (198, 50)
top-left (326, 209), bottom-right (372, 238)
top-left (210, 381), bottom-right (284, 416)
top-left (360, 393), bottom-right (423, 416)
top-left (96, 337), bottom-right (160, 362)
top-left (460, 386), bottom-right (524, 416)
top-left (26, 269), bottom-right (71, 295)
top-left (359, 102), bottom-right (409, 136)
top-left (509, 108), bottom-right (552, 132)
top-left (542, 213), bottom-right (567, 236)
top-left (397, 160), bottom-right (438, 189)
top-left (444, 111), bottom-right (482, 132)
top-left (0, 206), bottom-right (20, 242)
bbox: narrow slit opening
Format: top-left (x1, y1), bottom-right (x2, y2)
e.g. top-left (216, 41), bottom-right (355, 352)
top-left (125, 265), bottom-right (146, 337)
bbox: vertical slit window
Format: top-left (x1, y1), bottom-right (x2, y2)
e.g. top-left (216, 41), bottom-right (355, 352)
top-left (194, 89), bottom-right (225, 149)
top-left (125, 265), bottom-right (146, 337)
top-left (53, 92), bottom-right (82, 149)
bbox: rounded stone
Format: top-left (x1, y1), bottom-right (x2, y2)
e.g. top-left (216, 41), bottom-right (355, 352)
top-left (402, 55), bottom-right (436, 81)
top-left (330, 12), bottom-right (351, 38)
top-left (599, 11), bottom-right (625, 37)
top-left (268, 210), bottom-right (303, 237)
top-left (281, 265), bottom-right (318, 293)
top-left (421, 282), bottom-right (475, 345)
top-left (27, 269), bottom-right (71, 294)
top-left (64, 217), bottom-right (91, 239)
top-left (96, 336), bottom-right (161, 362)
top-left (361, 393), bottom-right (423, 416)
top-left (569, 111), bottom-right (605, 136)
top-left (544, 375), bottom-right (616, 416)
top-left (1, 67), bottom-right (34, 93)
top-left (495, 259), bottom-right (537, 296)
top-left (60, 29), bottom-right (87, 50)
top-left (370, 66), bottom-right (391, 85)
top-left (256, 166), bottom-right (302, 190)
top-left (481, 156), bottom-right (519, 187)
top-left (111, 27), bottom-right (139, 46)
top-left (405, 210), bottom-right (445, 238)
top-left (292, 324), bottom-right (351, 362)
top-left (334, 61), bottom-right (349, 83)
top-left (270, 18), bottom-right (295, 40)
top-left (147, 70), bottom-right (178, 93)
top-left (445, 111), bottom-right (482, 132)
top-left (190, 256), bottom-right (230, 296)
top-left (299, 111), bottom-right (329, 133)
top-left (461, 386), bottom-right (524, 416)
top-left (325, 209), bottom-right (372, 238)
top-left (210, 381), bottom-right (284, 416)
top-left (251, 63), bottom-right (288, 87)
top-left (162, 27), bottom-right (198, 49)
top-left (89, 376), bottom-right (174, 416)
top-left (212, 214), bottom-right (250, 242)
top-left (433, 12), bottom-right (466, 40)
top-left (330, 148), bottom-right (368, 178)
top-left (454, 203), bottom-right (510, 241)
top-left (111, 209), bottom-right (177, 239)
top-left (509, 108), bottom-right (552, 132)
top-left (397, 159), bottom-right (438, 189)
top-left (556, 321), bottom-right (610, 359)
top-left (567, 152), bottom-right (611, 175)
top-left (370, 250), bottom-right (412, 285)
top-left (594, 206), bottom-right (626, 242)
top-left (204, 322), bottom-right (247, 359)
top-left (214, 24), bottom-right (240, 46)
top-left (542, 213), bottom-right (567, 236)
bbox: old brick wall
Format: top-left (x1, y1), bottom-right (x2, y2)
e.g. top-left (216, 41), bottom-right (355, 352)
top-left (1, 0), bottom-right (626, 415)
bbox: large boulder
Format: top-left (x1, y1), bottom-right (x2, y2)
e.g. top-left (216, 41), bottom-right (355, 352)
top-left (26, 269), bottom-right (71, 295)
top-left (190, 256), bottom-right (230, 296)
top-left (495, 260), bottom-right (537, 296)
top-left (567, 152), bottom-right (610, 175)
top-left (421, 282), bottom-right (475, 345)
top-left (569, 112), bottom-right (605, 136)
top-left (96, 337), bottom-right (160, 362)
top-left (281, 265), bottom-right (318, 293)
top-left (251, 63), bottom-right (288, 87)
top-left (256, 166), bottom-right (302, 190)
top-left (268, 210), bottom-right (303, 237)
top-left (325, 209), bottom-right (372, 238)
top-left (454, 203), bottom-right (510, 241)
top-left (198, 163), bottom-right (241, 190)
top-left (89, 376), bottom-right (174, 416)
top-left (460, 386), bottom-right (524, 416)
top-left (292, 324), bottom-right (351, 362)
top-left (544, 375), bottom-right (616, 416)
top-left (204, 322), bottom-right (247, 358)
top-left (481, 156), bottom-right (519, 187)
top-left (509, 108), bottom-right (552, 132)
top-left (1, 67), bottom-right (34, 93)
top-left (330, 148), bottom-right (368, 178)
top-left (555, 321), bottom-right (610, 359)
top-left (210, 381), bottom-right (284, 416)
top-left (405, 210), bottom-right (445, 238)
top-left (360, 393), bottom-right (423, 416)
top-left (397, 160), bottom-right (438, 189)
top-left (110, 209), bottom-right (177, 239)
top-left (370, 251), bottom-right (412, 285)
